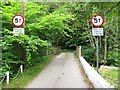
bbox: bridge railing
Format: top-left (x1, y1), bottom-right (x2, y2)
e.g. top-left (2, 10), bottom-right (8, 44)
top-left (77, 46), bottom-right (114, 89)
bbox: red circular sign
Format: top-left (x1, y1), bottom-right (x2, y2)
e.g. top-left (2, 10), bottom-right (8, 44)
top-left (12, 14), bottom-right (24, 27)
top-left (90, 14), bottom-right (104, 27)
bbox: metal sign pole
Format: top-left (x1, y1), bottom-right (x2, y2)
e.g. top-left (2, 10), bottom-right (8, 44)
top-left (96, 36), bottom-right (99, 73)
top-left (22, 0), bottom-right (26, 68)
top-left (90, 14), bottom-right (104, 73)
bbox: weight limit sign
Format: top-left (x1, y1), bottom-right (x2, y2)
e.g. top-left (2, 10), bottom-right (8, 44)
top-left (90, 14), bottom-right (104, 27)
top-left (12, 14), bottom-right (24, 27)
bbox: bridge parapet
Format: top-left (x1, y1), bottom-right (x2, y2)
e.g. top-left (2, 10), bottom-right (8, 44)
top-left (78, 46), bottom-right (114, 89)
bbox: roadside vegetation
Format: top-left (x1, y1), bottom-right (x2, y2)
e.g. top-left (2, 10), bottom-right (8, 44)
top-left (99, 68), bottom-right (119, 89)
top-left (2, 55), bottom-right (54, 88)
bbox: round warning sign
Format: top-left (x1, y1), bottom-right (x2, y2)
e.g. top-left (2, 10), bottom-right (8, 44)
top-left (90, 14), bottom-right (104, 27)
top-left (12, 14), bottom-right (24, 27)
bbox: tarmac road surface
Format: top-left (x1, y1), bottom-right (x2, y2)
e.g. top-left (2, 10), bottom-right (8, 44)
top-left (26, 52), bottom-right (89, 88)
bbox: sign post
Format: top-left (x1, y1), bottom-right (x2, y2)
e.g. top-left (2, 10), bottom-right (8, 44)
top-left (12, 14), bottom-right (25, 63)
top-left (90, 14), bottom-right (104, 73)
top-left (96, 36), bottom-right (99, 72)
top-left (12, 0), bottom-right (26, 69)
top-left (22, 0), bottom-right (26, 68)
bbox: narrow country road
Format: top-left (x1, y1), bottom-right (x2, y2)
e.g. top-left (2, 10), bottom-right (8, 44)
top-left (26, 52), bottom-right (90, 88)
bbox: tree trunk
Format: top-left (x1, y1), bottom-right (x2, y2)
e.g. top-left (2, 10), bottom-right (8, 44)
top-left (104, 31), bottom-right (107, 65)
top-left (87, 20), bottom-right (95, 49)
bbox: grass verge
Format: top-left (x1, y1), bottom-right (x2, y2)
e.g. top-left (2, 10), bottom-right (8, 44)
top-left (99, 68), bottom-right (119, 89)
top-left (1, 55), bottom-right (55, 88)
top-left (73, 51), bottom-right (78, 59)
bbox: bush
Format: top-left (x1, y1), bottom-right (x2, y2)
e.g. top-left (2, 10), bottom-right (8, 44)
top-left (82, 46), bottom-right (96, 66)
top-left (107, 51), bottom-right (119, 67)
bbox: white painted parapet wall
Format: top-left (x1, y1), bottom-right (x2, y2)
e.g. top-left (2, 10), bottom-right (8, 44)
top-left (79, 56), bottom-right (114, 89)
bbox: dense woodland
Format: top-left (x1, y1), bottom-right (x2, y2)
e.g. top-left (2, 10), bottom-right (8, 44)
top-left (0, 2), bottom-right (119, 76)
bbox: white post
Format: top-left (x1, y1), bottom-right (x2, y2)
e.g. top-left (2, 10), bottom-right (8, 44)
top-left (6, 71), bottom-right (9, 84)
top-left (20, 65), bottom-right (23, 73)
top-left (79, 46), bottom-right (81, 56)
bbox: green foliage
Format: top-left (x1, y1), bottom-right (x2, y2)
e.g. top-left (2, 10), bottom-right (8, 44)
top-left (107, 51), bottom-right (119, 66)
top-left (28, 10), bottom-right (74, 45)
top-left (99, 68), bottom-right (119, 89)
top-left (82, 46), bottom-right (96, 66)
top-left (64, 2), bottom-right (119, 67)
top-left (1, 2), bottom-right (119, 79)
top-left (1, 2), bottom-right (72, 76)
